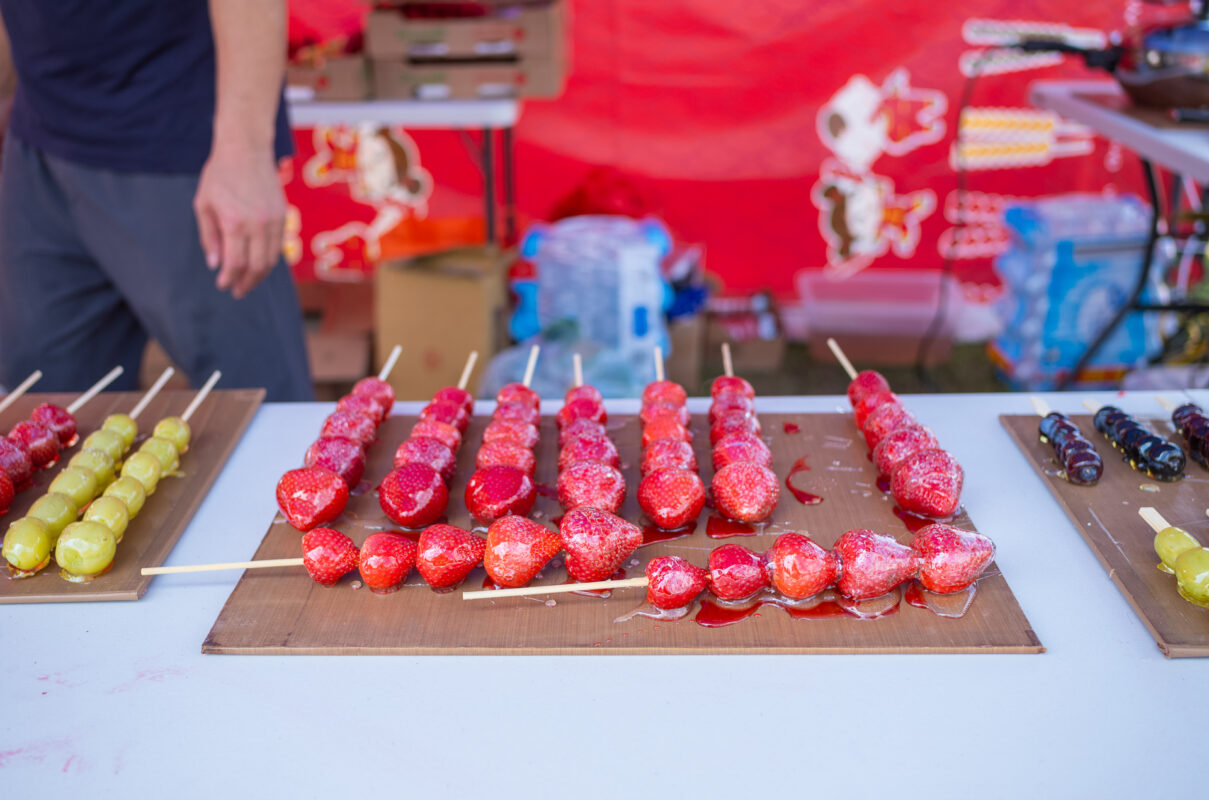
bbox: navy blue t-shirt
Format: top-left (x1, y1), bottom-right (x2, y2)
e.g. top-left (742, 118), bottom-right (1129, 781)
top-left (1, 0), bottom-right (292, 174)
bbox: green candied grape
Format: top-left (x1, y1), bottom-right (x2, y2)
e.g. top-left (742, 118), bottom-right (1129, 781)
top-left (69, 448), bottom-right (116, 486)
top-left (153, 416), bottom-right (191, 453)
top-left (138, 436), bottom-right (179, 473)
top-left (103, 476), bottom-right (146, 517)
top-left (27, 493), bottom-right (79, 541)
top-left (83, 428), bottom-right (125, 463)
top-left (121, 452), bottom-right (162, 495)
top-left (1175, 547), bottom-right (1209, 608)
top-left (83, 496), bottom-right (130, 543)
top-left (101, 413), bottom-right (138, 451)
top-left (47, 466), bottom-right (99, 510)
top-left (1155, 526), bottom-right (1202, 575)
top-left (2, 517), bottom-right (53, 575)
top-left (55, 521), bottom-right (116, 582)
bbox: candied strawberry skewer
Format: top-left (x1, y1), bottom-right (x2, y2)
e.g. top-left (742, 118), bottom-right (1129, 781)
top-left (708, 343), bottom-right (779, 523)
top-left (638, 346), bottom-right (704, 530)
top-left (556, 353), bottom-right (626, 514)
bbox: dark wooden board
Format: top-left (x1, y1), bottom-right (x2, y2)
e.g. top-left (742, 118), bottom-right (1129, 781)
top-left (0, 389), bottom-right (264, 603)
top-left (1002, 413), bottom-right (1209, 658)
top-left (204, 410), bottom-right (1042, 655)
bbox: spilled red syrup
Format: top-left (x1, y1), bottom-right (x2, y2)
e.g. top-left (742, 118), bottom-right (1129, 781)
top-left (695, 593), bottom-right (900, 627)
top-left (706, 516), bottom-right (758, 538)
top-left (876, 476), bottom-right (891, 493)
top-left (904, 582), bottom-right (927, 609)
top-left (641, 522), bottom-right (696, 546)
top-left (535, 483), bottom-right (558, 499)
top-left (786, 456), bottom-right (823, 505)
top-left (782, 422), bottom-right (801, 434)
top-left (574, 568), bottom-right (627, 598)
top-left (892, 506), bottom-right (934, 533)
top-left (480, 575), bottom-right (497, 590)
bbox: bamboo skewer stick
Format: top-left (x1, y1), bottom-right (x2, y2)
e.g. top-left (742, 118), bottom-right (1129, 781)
top-left (0, 370), bottom-right (43, 416)
top-left (463, 576), bottom-right (649, 600)
top-left (181, 371), bottom-right (221, 423)
top-left (1029, 396), bottom-right (1051, 417)
top-left (377, 344), bottom-right (403, 382)
top-left (129, 367), bottom-right (175, 421)
top-left (521, 344), bottom-right (540, 388)
top-left (721, 342), bottom-right (734, 378)
top-left (1082, 399), bottom-right (1100, 414)
top-left (572, 352), bottom-right (583, 388)
top-left (66, 365), bottom-right (124, 414)
top-left (826, 337), bottom-right (858, 381)
top-left (1139, 506), bottom-right (1169, 534)
top-left (457, 351), bottom-right (478, 391)
top-left (653, 346), bottom-right (665, 382)
top-left (1155, 395), bottom-right (1176, 412)
top-left (142, 557), bottom-right (303, 576)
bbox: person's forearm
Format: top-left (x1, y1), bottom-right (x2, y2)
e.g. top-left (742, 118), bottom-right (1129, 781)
top-left (209, 0), bottom-right (285, 152)
top-left (0, 9), bottom-right (18, 133)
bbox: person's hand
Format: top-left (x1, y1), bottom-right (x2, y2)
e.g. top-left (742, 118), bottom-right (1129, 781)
top-left (193, 141), bottom-right (286, 300)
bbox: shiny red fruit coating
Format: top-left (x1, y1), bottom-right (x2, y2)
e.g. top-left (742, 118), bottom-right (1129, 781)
top-left (833, 529), bottom-right (920, 600)
top-left (496, 382), bottom-right (540, 411)
top-left (410, 419), bottom-right (461, 452)
top-left (642, 380), bottom-right (687, 408)
top-left (304, 436), bottom-right (366, 489)
top-left (911, 523), bottom-right (996, 594)
top-left (558, 433), bottom-right (620, 471)
top-left (337, 393), bottom-right (387, 424)
top-left (645, 556), bottom-right (708, 609)
top-left (277, 467), bottom-right (350, 532)
top-left (0, 438), bottom-right (34, 487)
top-left (558, 417), bottom-right (607, 448)
top-left (862, 403), bottom-right (915, 451)
top-left (565, 384), bottom-right (603, 406)
top-left (30, 403), bottom-right (77, 446)
top-left (853, 390), bottom-right (898, 430)
top-left (557, 461), bottom-right (626, 513)
top-left (301, 527), bottom-right (359, 587)
top-left (847, 370), bottom-right (891, 408)
top-left (557, 506), bottom-right (642, 582)
top-left (641, 438), bottom-right (697, 475)
top-left (764, 533), bottom-right (838, 599)
top-left (353, 376), bottom-right (395, 416)
top-left (641, 417), bottom-right (691, 449)
top-left (708, 544), bottom-right (768, 600)
top-left (8, 421), bottom-right (59, 469)
top-left (416, 524), bottom-right (486, 588)
top-left (483, 419), bottom-right (539, 449)
top-left (378, 463), bottom-right (449, 528)
top-left (873, 424), bottom-right (939, 479)
top-left (464, 465), bottom-right (536, 524)
top-left (712, 432), bottom-right (772, 472)
top-left (711, 461), bottom-right (779, 522)
top-left (708, 394), bottom-right (755, 425)
top-left (357, 532), bottom-right (418, 594)
top-left (420, 400), bottom-right (470, 434)
top-left (640, 402), bottom-right (689, 427)
top-left (891, 448), bottom-right (964, 519)
top-left (493, 400), bottom-right (540, 428)
top-left (433, 386), bottom-right (474, 414)
top-left (711, 375), bottom-right (754, 400)
top-left (484, 516), bottom-right (562, 588)
top-left (0, 470), bottom-right (13, 515)
top-left (394, 437), bottom-right (457, 484)
top-left (321, 410), bottom-right (376, 447)
top-left (709, 413), bottom-right (761, 446)
top-left (476, 440), bottom-right (537, 476)
top-left (556, 397), bottom-right (607, 429)
top-left (638, 468), bottom-right (705, 530)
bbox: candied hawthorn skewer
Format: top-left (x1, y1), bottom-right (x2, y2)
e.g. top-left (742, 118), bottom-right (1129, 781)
top-left (638, 347), bottom-right (705, 530)
top-left (6, 365), bottom-right (125, 475)
top-left (1086, 400), bottom-right (1185, 482)
top-left (556, 352), bottom-right (626, 514)
top-left (1139, 507), bottom-right (1209, 608)
top-left (707, 343), bottom-right (778, 523)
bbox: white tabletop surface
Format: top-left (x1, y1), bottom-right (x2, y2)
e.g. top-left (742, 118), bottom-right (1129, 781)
top-left (4, 392), bottom-right (1209, 797)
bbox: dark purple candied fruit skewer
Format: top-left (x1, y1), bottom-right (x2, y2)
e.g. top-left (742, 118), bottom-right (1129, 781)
top-left (1172, 403), bottom-right (1209, 468)
top-left (1037, 412), bottom-right (1102, 486)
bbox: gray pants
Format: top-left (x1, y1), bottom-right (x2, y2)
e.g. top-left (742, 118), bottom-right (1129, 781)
top-left (0, 136), bottom-right (313, 401)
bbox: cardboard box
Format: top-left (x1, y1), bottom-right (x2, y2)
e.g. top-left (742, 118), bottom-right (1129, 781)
top-left (370, 57), bottom-right (564, 100)
top-left (666, 314), bottom-right (705, 395)
top-left (286, 56), bottom-right (370, 102)
top-left (375, 247), bottom-right (511, 401)
top-left (365, 3), bottom-right (563, 61)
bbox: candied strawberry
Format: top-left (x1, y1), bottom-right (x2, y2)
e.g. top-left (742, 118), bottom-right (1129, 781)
top-left (433, 386), bottom-right (474, 414)
top-left (464, 465), bottom-right (536, 524)
top-left (277, 467), bottom-right (350, 532)
top-left (911, 523), bottom-right (996, 594)
top-left (557, 506), bottom-right (642, 582)
top-left (476, 440), bottom-right (537, 476)
top-left (710, 413), bottom-right (761, 446)
top-left (558, 461), bottom-right (626, 513)
top-left (393, 436), bottom-right (457, 483)
top-left (853, 390), bottom-right (898, 430)
top-left (336, 393), bottom-right (387, 424)
top-left (378, 463), bottom-right (449, 528)
top-left (410, 419), bottom-right (461, 452)
top-left (642, 380), bottom-right (687, 407)
top-left (9, 421), bottom-right (59, 469)
top-left (712, 432), bottom-right (772, 472)
top-left (420, 400), bottom-right (470, 434)
top-left (301, 527), bottom-right (359, 587)
top-left (0, 470), bottom-right (13, 515)
top-left (304, 436), bottom-right (366, 489)
top-left (708, 394), bottom-right (755, 425)
top-left (353, 376), bottom-right (395, 416)
top-left (645, 556), bottom-right (708, 609)
top-left (708, 544), bottom-right (768, 600)
top-left (847, 369), bottom-right (891, 407)
top-left (484, 516), bottom-right (562, 587)
top-left (416, 524), bottom-right (486, 589)
top-left (0, 438), bottom-right (34, 487)
top-left (556, 397), bottom-right (607, 428)
top-left (483, 419), bottom-right (540, 449)
top-left (640, 402), bottom-right (689, 427)
top-left (891, 448), bottom-right (963, 518)
top-left (873, 424), bottom-right (939, 479)
top-left (764, 533), bottom-right (838, 599)
top-left (558, 433), bottom-right (620, 471)
top-left (497, 382), bottom-right (540, 410)
top-left (321, 410), bottom-right (376, 447)
top-left (641, 438), bottom-right (697, 475)
top-left (641, 417), bottom-right (691, 449)
top-left (357, 532), bottom-right (417, 594)
top-left (493, 400), bottom-right (540, 427)
top-left (862, 402), bottom-right (915, 450)
top-left (711, 375), bottom-right (755, 400)
top-left (712, 461), bottom-right (779, 522)
top-left (638, 468), bottom-right (705, 529)
top-left (30, 404), bottom-right (77, 446)
top-left (558, 417), bottom-right (607, 448)
top-left (565, 384), bottom-right (603, 406)
top-left (834, 529), bottom-right (920, 600)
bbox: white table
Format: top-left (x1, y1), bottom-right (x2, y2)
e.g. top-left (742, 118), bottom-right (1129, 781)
top-left (4, 393), bottom-right (1208, 796)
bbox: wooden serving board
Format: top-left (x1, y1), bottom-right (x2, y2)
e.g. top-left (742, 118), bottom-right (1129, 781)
top-left (1002, 413), bottom-right (1209, 658)
top-left (0, 389), bottom-right (263, 603)
top-left (204, 411), bottom-right (1042, 655)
